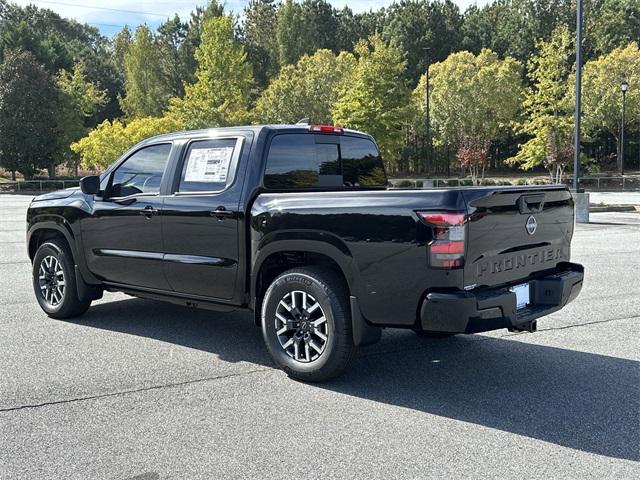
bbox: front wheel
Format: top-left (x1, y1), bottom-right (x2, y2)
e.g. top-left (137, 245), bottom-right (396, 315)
top-left (261, 267), bottom-right (356, 382)
top-left (32, 240), bottom-right (91, 319)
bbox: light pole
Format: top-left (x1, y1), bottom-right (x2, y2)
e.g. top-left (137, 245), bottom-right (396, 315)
top-left (573, 0), bottom-right (583, 192)
top-left (620, 80), bottom-right (628, 175)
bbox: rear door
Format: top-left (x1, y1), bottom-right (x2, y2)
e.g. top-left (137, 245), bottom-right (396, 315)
top-left (462, 186), bottom-right (574, 289)
top-left (161, 136), bottom-right (247, 300)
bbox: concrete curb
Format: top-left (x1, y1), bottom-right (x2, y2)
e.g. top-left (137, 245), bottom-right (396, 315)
top-left (589, 205), bottom-right (639, 213)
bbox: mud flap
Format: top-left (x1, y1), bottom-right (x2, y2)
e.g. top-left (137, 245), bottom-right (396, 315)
top-left (350, 296), bottom-right (381, 347)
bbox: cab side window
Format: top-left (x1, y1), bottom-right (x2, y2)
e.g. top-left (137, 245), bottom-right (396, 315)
top-left (109, 144), bottom-right (172, 197)
top-left (264, 134), bottom-right (340, 189)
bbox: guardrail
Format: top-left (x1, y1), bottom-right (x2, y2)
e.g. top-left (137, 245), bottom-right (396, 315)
top-left (389, 175), bottom-right (640, 191)
top-left (0, 180), bottom-right (80, 193)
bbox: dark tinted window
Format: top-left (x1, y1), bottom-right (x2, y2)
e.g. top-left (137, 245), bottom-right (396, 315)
top-left (340, 136), bottom-right (387, 186)
top-left (264, 134), bottom-right (340, 189)
top-left (110, 144), bottom-right (171, 197)
top-left (178, 138), bottom-right (238, 193)
top-left (264, 134), bottom-right (386, 190)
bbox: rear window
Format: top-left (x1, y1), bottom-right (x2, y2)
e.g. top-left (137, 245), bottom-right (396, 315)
top-left (264, 134), bottom-right (386, 190)
top-left (340, 136), bottom-right (387, 187)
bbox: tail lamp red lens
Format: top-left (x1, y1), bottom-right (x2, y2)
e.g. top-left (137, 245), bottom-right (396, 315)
top-left (308, 125), bottom-right (344, 134)
top-left (418, 211), bottom-right (466, 269)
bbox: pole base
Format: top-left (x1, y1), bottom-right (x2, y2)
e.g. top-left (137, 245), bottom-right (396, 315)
top-left (573, 192), bottom-right (590, 223)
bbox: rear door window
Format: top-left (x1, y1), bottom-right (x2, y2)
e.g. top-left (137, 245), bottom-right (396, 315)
top-left (177, 138), bottom-right (239, 193)
top-left (264, 134), bottom-right (386, 190)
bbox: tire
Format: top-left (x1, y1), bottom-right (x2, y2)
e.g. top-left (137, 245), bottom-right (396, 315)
top-left (261, 266), bottom-right (356, 382)
top-left (32, 239), bottom-right (92, 319)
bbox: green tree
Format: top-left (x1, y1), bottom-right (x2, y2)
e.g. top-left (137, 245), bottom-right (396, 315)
top-left (461, 0), bottom-right (573, 64)
top-left (157, 15), bottom-right (190, 98)
top-left (276, 0), bottom-right (308, 66)
top-left (588, 0), bottom-right (640, 56)
top-left (0, 50), bottom-right (59, 179)
top-left (55, 62), bottom-right (107, 175)
top-left (242, 0), bottom-right (280, 89)
top-left (300, 0), bottom-right (339, 54)
top-left (332, 35), bottom-right (411, 167)
top-left (169, 16), bottom-right (254, 129)
top-left (0, 2), bottom-right (121, 121)
top-left (582, 43), bottom-right (640, 171)
top-left (112, 25), bottom-right (131, 75)
top-left (509, 27), bottom-right (574, 182)
top-left (335, 7), bottom-right (364, 52)
top-left (180, 0), bottom-right (225, 83)
top-left (383, 0), bottom-right (463, 87)
top-left (255, 49), bottom-right (355, 124)
top-left (71, 116), bottom-right (184, 170)
top-left (120, 25), bottom-right (168, 118)
top-left (425, 49), bottom-right (523, 184)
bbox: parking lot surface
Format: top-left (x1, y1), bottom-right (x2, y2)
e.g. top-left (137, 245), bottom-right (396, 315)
top-left (0, 194), bottom-right (638, 479)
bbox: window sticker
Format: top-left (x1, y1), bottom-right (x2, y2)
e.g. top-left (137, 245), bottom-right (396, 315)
top-left (184, 146), bottom-right (234, 183)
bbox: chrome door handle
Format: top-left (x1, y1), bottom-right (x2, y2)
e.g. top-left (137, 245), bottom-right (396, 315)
top-left (139, 205), bottom-right (159, 218)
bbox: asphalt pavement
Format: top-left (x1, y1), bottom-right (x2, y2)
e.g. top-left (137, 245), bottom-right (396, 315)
top-left (0, 194), bottom-right (638, 479)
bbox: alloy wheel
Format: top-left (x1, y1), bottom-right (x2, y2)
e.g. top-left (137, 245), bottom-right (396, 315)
top-left (38, 255), bottom-right (66, 307)
top-left (274, 290), bottom-right (328, 363)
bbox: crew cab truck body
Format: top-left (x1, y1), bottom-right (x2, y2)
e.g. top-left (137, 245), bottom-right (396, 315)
top-left (27, 125), bottom-right (584, 381)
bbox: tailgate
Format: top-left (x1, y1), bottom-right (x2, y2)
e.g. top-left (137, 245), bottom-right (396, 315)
top-left (462, 186), bottom-right (574, 289)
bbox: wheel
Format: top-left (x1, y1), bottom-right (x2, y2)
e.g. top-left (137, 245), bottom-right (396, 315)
top-left (261, 267), bottom-right (356, 382)
top-left (32, 240), bottom-right (92, 319)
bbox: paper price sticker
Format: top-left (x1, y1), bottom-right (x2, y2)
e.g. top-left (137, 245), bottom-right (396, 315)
top-left (184, 147), bottom-right (234, 183)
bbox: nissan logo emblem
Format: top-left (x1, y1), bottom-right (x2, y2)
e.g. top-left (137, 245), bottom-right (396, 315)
top-left (526, 216), bottom-right (537, 235)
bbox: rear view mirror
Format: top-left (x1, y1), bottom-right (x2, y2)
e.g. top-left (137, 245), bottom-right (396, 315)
top-left (80, 175), bottom-right (100, 195)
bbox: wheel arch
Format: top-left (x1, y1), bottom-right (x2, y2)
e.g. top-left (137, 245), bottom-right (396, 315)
top-left (28, 221), bottom-right (76, 262)
top-left (28, 221), bottom-right (102, 301)
top-left (251, 239), bottom-right (358, 323)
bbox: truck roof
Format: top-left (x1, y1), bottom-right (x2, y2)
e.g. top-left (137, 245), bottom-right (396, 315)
top-left (141, 124), bottom-right (372, 146)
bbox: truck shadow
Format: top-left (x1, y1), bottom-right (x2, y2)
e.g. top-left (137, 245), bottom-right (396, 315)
top-left (74, 297), bottom-right (638, 462)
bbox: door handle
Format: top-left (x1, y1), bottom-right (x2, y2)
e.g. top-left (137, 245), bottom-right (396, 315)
top-left (139, 205), bottom-right (159, 218)
top-left (210, 206), bottom-right (234, 220)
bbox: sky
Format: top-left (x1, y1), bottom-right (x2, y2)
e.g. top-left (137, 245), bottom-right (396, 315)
top-left (11, 0), bottom-right (490, 37)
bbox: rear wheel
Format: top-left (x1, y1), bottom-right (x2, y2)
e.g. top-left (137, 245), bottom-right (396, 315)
top-left (32, 240), bottom-right (91, 319)
top-left (261, 267), bottom-right (356, 382)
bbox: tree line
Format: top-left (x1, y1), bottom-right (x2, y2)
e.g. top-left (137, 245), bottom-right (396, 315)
top-left (0, 0), bottom-right (638, 181)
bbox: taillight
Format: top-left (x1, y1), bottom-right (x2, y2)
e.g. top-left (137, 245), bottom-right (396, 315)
top-left (308, 125), bottom-right (344, 134)
top-left (418, 211), bottom-right (466, 269)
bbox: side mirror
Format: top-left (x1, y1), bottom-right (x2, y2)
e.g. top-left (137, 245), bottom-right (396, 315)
top-left (80, 175), bottom-right (100, 195)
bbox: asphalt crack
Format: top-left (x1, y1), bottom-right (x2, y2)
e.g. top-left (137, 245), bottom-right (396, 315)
top-left (0, 367), bottom-right (271, 413)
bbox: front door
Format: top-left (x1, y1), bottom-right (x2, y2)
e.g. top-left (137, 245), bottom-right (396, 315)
top-left (81, 143), bottom-right (173, 290)
top-left (161, 137), bottom-right (244, 300)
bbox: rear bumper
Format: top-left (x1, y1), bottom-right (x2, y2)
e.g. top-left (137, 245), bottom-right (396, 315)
top-left (419, 262), bottom-right (584, 334)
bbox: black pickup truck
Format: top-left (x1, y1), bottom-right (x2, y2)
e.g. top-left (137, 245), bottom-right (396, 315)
top-left (27, 124), bottom-right (584, 381)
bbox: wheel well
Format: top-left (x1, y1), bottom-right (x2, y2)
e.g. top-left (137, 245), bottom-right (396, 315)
top-left (29, 229), bottom-right (68, 261)
top-left (253, 251), bottom-right (349, 325)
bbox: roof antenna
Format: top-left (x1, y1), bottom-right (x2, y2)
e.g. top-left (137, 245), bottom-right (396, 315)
top-left (296, 117), bottom-right (310, 125)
